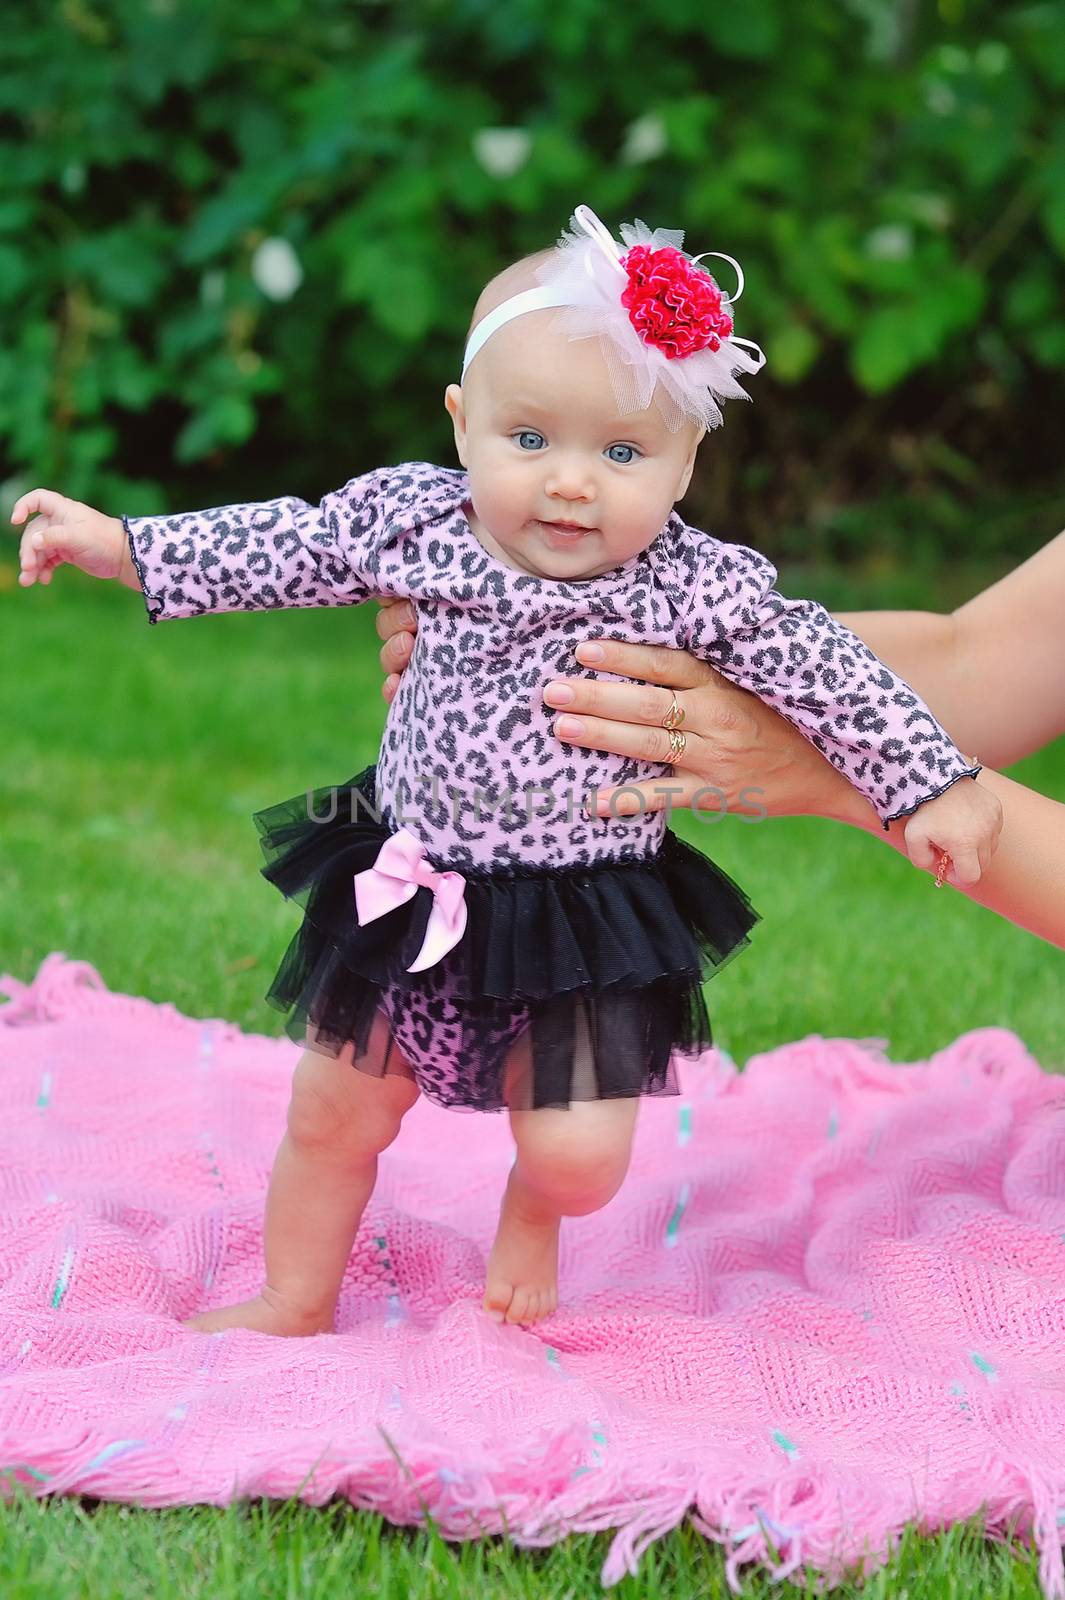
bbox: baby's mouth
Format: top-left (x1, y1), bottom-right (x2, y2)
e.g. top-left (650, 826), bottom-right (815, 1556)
top-left (539, 520), bottom-right (595, 538)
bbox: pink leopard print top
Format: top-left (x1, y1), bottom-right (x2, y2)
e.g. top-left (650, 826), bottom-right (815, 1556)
top-left (124, 459), bottom-right (980, 872)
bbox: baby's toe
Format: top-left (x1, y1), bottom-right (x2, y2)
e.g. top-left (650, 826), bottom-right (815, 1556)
top-left (505, 1286), bottom-right (535, 1324)
top-left (529, 1290), bottom-right (555, 1324)
top-left (482, 1282), bottom-right (512, 1324)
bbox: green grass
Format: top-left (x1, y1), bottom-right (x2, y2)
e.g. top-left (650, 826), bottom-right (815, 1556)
top-left (1, 555), bottom-right (1063, 1597)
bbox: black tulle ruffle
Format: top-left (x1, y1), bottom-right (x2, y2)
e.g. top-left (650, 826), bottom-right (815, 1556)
top-left (252, 765), bottom-right (759, 1112)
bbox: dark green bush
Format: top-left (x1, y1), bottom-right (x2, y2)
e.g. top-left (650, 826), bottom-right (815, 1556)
top-left (2, 0), bottom-right (1063, 589)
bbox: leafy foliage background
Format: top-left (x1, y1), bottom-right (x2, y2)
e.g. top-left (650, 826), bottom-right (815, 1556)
top-left (2, 0), bottom-right (1064, 602)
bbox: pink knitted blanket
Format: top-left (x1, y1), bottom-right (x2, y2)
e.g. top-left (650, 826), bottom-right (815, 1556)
top-left (2, 953), bottom-right (1065, 1593)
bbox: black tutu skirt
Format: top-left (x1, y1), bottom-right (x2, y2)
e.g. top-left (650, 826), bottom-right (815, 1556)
top-left (252, 764), bottom-right (759, 1113)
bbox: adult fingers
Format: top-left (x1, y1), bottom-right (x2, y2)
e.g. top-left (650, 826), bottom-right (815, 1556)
top-left (573, 636), bottom-right (719, 692)
top-left (378, 630), bottom-right (413, 675)
top-left (543, 674), bottom-right (686, 730)
top-left (374, 598), bottom-right (417, 642)
top-left (550, 708), bottom-right (702, 772)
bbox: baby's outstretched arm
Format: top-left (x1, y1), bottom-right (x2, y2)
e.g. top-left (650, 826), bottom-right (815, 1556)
top-left (11, 489), bottom-right (140, 591)
top-left (14, 467), bottom-right (404, 625)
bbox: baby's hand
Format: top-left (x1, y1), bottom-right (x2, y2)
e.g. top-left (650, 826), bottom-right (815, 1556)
top-left (902, 778), bottom-right (1003, 886)
top-left (11, 488), bottom-right (126, 587)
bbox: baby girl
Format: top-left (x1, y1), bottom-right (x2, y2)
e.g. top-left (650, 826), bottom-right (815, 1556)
top-left (11, 204), bottom-right (1002, 1336)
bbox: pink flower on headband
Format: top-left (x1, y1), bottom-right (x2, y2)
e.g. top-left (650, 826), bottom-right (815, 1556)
top-left (619, 243), bottom-right (735, 360)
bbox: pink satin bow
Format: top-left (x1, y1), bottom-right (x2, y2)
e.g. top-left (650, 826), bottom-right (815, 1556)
top-left (353, 828), bottom-right (468, 973)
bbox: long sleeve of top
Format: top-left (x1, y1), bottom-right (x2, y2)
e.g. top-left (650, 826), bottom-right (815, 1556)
top-left (122, 466), bottom-right (405, 624)
top-left (671, 528), bottom-right (980, 829)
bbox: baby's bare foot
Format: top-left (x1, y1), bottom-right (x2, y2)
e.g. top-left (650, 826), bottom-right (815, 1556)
top-left (182, 1289), bottom-right (334, 1337)
top-left (483, 1169), bottom-right (560, 1326)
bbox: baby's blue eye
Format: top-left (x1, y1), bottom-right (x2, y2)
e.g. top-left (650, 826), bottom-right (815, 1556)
top-left (511, 431), bottom-right (641, 463)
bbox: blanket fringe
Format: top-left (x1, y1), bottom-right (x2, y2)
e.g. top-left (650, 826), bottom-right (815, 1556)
top-left (0, 953), bottom-right (109, 1026)
top-left (5, 1425), bottom-right (1063, 1596)
top-left (0, 953), bottom-right (250, 1044)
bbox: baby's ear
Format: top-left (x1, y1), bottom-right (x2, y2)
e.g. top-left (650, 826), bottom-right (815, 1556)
top-left (675, 454), bottom-right (697, 501)
top-left (675, 423), bottom-right (705, 499)
top-left (444, 384), bottom-right (469, 466)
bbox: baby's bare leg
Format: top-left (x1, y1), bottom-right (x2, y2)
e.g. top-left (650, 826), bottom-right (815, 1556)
top-left (183, 1014), bottom-right (419, 1337)
top-left (484, 1020), bottom-right (639, 1326)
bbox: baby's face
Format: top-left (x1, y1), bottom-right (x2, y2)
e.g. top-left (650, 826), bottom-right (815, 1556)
top-left (445, 313), bottom-right (703, 581)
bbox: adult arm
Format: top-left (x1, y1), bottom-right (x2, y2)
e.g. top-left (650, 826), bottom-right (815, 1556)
top-left (836, 530), bottom-right (1065, 769)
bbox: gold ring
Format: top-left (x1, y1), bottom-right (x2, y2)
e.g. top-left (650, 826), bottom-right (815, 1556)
top-left (934, 850), bottom-right (951, 889)
top-left (662, 691), bottom-right (685, 730)
top-left (666, 727), bottom-right (687, 763)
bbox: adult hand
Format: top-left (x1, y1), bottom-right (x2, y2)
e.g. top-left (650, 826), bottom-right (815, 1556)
top-left (540, 637), bottom-right (859, 822)
top-left (374, 596), bottom-right (418, 707)
top-left (373, 597), bottom-right (859, 824)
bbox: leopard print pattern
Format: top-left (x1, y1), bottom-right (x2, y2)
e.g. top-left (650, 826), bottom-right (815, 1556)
top-left (124, 461), bottom-right (980, 1105)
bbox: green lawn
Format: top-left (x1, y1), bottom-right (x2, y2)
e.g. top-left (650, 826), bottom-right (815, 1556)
top-left (1, 555), bottom-right (1062, 1597)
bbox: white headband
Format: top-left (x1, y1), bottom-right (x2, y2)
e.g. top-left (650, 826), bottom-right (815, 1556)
top-left (460, 203), bottom-right (766, 433)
